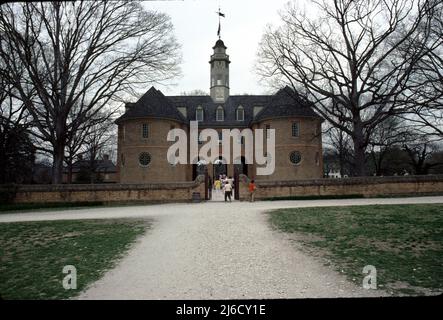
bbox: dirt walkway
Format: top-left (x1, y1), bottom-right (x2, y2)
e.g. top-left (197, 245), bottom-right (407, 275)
top-left (2, 196), bottom-right (442, 299)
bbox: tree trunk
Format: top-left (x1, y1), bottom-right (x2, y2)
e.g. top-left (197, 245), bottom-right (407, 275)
top-left (352, 125), bottom-right (367, 176)
top-left (52, 142), bottom-right (64, 184)
top-left (68, 164), bottom-right (73, 184)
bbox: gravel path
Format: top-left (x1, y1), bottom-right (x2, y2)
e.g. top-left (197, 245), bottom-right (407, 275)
top-left (2, 196), bottom-right (442, 299)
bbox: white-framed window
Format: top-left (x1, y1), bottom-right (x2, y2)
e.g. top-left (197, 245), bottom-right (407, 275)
top-left (142, 123), bottom-right (149, 138)
top-left (196, 106), bottom-right (204, 121)
top-left (292, 122), bottom-right (299, 137)
top-left (236, 106), bottom-right (244, 121)
top-left (216, 106), bottom-right (224, 121)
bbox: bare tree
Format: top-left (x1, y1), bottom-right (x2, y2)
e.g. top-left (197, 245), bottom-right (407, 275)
top-left (367, 117), bottom-right (411, 175)
top-left (0, 1), bottom-right (181, 183)
top-left (82, 118), bottom-right (115, 184)
top-left (400, 1), bottom-right (443, 136)
top-left (64, 109), bottom-right (115, 184)
top-left (323, 121), bottom-right (353, 177)
top-left (257, 0), bottom-right (440, 175)
top-left (0, 57), bottom-right (36, 184)
top-left (402, 136), bottom-right (442, 174)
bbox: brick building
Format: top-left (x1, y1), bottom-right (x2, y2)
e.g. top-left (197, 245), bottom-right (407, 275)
top-left (115, 39), bottom-right (323, 183)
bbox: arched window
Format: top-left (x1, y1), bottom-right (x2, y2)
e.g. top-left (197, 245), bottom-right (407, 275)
top-left (236, 106), bottom-right (244, 121)
top-left (196, 106), bottom-right (204, 121)
top-left (216, 106), bottom-right (224, 121)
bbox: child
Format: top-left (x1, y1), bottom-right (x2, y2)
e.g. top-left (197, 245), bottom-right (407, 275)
top-left (223, 182), bottom-right (232, 202)
top-left (248, 179), bottom-right (256, 202)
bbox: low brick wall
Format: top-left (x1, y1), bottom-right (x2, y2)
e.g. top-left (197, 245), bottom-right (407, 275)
top-left (1, 176), bottom-right (206, 204)
top-left (238, 175), bottom-right (443, 200)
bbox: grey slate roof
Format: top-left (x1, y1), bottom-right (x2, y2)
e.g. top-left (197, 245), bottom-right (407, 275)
top-left (115, 87), bottom-right (186, 124)
top-left (115, 86), bottom-right (322, 126)
top-left (252, 86), bottom-right (321, 122)
top-left (168, 94), bottom-right (271, 127)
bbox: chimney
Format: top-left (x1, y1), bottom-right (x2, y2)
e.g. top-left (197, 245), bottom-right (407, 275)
top-left (103, 154), bottom-right (109, 161)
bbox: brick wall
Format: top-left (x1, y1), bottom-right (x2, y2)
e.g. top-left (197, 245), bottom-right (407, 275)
top-left (3, 176), bottom-right (206, 204)
top-left (239, 174), bottom-right (443, 200)
top-left (3, 175), bottom-right (442, 205)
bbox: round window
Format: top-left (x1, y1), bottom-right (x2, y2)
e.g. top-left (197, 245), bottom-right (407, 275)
top-left (139, 152), bottom-right (151, 167)
top-left (289, 151), bottom-right (301, 165)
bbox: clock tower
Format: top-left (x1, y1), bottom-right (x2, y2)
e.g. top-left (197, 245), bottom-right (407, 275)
top-left (210, 39), bottom-right (230, 103)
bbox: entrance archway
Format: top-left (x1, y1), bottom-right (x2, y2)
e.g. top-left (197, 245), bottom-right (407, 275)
top-left (192, 158), bottom-right (207, 180)
top-left (213, 156), bottom-right (227, 179)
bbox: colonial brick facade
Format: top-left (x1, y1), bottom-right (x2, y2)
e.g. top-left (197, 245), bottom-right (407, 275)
top-left (115, 39), bottom-right (324, 183)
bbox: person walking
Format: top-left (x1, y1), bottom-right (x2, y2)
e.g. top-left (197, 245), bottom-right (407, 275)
top-left (223, 181), bottom-right (232, 202)
top-left (248, 179), bottom-right (256, 202)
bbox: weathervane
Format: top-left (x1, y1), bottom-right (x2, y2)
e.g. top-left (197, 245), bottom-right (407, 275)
top-left (216, 7), bottom-right (225, 39)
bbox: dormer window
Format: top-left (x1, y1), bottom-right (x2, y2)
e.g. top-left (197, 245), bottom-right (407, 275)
top-left (236, 106), bottom-right (244, 121)
top-left (216, 106), bottom-right (224, 121)
top-left (196, 106), bottom-right (204, 121)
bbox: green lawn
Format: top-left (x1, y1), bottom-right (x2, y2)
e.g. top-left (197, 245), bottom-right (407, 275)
top-left (268, 204), bottom-right (443, 295)
top-left (0, 219), bottom-right (149, 299)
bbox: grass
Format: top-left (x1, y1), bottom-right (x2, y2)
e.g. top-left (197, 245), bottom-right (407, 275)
top-left (263, 194), bottom-right (364, 201)
top-left (268, 204), bottom-right (443, 295)
top-left (0, 218), bottom-right (149, 299)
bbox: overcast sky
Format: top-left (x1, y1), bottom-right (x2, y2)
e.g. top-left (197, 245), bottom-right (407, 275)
top-left (143, 0), bottom-right (294, 96)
